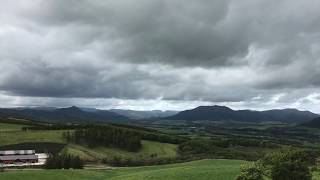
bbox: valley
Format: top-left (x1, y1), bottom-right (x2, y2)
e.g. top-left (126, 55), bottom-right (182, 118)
top-left (1, 105), bottom-right (320, 179)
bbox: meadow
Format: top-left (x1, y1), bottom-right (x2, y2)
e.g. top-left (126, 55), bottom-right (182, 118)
top-left (0, 129), bottom-right (66, 145)
top-left (64, 140), bottom-right (177, 162)
top-left (0, 159), bottom-right (244, 180)
top-left (0, 123), bottom-right (27, 132)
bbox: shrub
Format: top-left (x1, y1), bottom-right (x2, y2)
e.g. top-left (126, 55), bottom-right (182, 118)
top-left (235, 163), bottom-right (263, 180)
top-left (262, 148), bottom-right (312, 180)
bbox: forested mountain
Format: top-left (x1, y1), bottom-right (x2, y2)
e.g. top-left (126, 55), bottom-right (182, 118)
top-left (1, 105), bottom-right (318, 124)
top-left (165, 105), bottom-right (319, 123)
top-left (301, 117), bottom-right (320, 128)
top-left (0, 106), bottom-right (129, 123)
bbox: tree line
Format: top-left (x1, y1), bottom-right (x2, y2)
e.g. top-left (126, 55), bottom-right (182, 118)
top-left (103, 156), bottom-right (203, 167)
top-left (50, 124), bottom-right (187, 152)
top-left (178, 138), bottom-right (280, 161)
top-left (63, 126), bottom-right (142, 152)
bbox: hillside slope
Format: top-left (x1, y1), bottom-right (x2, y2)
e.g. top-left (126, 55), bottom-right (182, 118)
top-left (0, 122), bottom-right (178, 163)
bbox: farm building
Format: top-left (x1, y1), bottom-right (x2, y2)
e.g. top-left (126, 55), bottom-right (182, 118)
top-left (0, 150), bottom-right (38, 164)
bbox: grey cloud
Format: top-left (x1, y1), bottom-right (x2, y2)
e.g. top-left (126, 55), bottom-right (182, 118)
top-left (0, 59), bottom-right (254, 102)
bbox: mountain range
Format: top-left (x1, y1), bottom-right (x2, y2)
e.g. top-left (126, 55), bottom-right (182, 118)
top-left (0, 106), bottom-right (129, 123)
top-left (0, 105), bottom-right (318, 124)
top-left (165, 105), bottom-right (319, 123)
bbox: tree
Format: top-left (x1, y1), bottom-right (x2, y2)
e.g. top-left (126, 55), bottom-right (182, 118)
top-left (261, 148), bottom-right (311, 180)
top-left (0, 161), bottom-right (4, 172)
top-left (236, 148), bottom-right (313, 180)
top-left (235, 162), bottom-right (264, 180)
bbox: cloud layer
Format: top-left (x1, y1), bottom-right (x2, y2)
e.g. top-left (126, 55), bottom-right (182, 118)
top-left (0, 0), bottom-right (320, 112)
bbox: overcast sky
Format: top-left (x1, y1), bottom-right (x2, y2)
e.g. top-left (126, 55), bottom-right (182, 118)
top-left (0, 0), bottom-right (320, 113)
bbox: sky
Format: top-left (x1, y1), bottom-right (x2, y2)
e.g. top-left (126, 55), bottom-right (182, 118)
top-left (0, 0), bottom-right (320, 113)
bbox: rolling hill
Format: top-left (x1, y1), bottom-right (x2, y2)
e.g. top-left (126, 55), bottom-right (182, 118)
top-left (165, 105), bottom-right (319, 123)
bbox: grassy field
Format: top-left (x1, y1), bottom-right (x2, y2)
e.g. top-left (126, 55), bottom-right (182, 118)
top-left (314, 172), bottom-right (320, 180)
top-left (64, 140), bottom-right (177, 162)
top-left (0, 130), bottom-right (66, 146)
top-left (0, 123), bottom-right (26, 132)
top-left (0, 159), bottom-right (244, 180)
top-left (0, 122), bottom-right (65, 145)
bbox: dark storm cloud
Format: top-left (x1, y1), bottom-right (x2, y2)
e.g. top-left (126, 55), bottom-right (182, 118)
top-left (17, 0), bottom-right (249, 67)
top-left (0, 0), bottom-right (320, 111)
top-left (17, 0), bottom-right (320, 68)
top-left (0, 59), bottom-right (174, 99)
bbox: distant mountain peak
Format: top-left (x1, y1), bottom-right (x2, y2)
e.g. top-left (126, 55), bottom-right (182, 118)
top-left (57, 106), bottom-right (83, 112)
top-left (192, 105), bottom-right (234, 113)
top-left (195, 105), bottom-right (232, 110)
top-left (166, 105), bottom-right (319, 123)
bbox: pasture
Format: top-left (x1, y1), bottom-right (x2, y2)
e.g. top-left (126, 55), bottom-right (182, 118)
top-left (0, 159), bottom-right (244, 180)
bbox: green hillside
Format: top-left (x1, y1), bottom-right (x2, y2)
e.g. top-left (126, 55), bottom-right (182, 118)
top-left (64, 140), bottom-right (177, 162)
top-left (0, 123), bottom-right (177, 162)
top-left (0, 123), bottom-right (26, 132)
top-left (0, 129), bottom-right (66, 145)
top-left (0, 159), bottom-right (244, 180)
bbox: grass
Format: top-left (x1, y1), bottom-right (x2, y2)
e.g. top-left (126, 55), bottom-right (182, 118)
top-left (0, 123), bottom-right (26, 132)
top-left (313, 171), bottom-right (320, 180)
top-left (64, 140), bottom-right (177, 162)
top-left (0, 159), bottom-right (244, 180)
top-left (0, 130), bottom-right (66, 146)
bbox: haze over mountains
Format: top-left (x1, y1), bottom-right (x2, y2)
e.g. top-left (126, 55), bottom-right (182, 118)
top-left (0, 106), bottom-right (178, 123)
top-left (0, 105), bottom-right (318, 124)
top-left (110, 109), bottom-right (179, 120)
